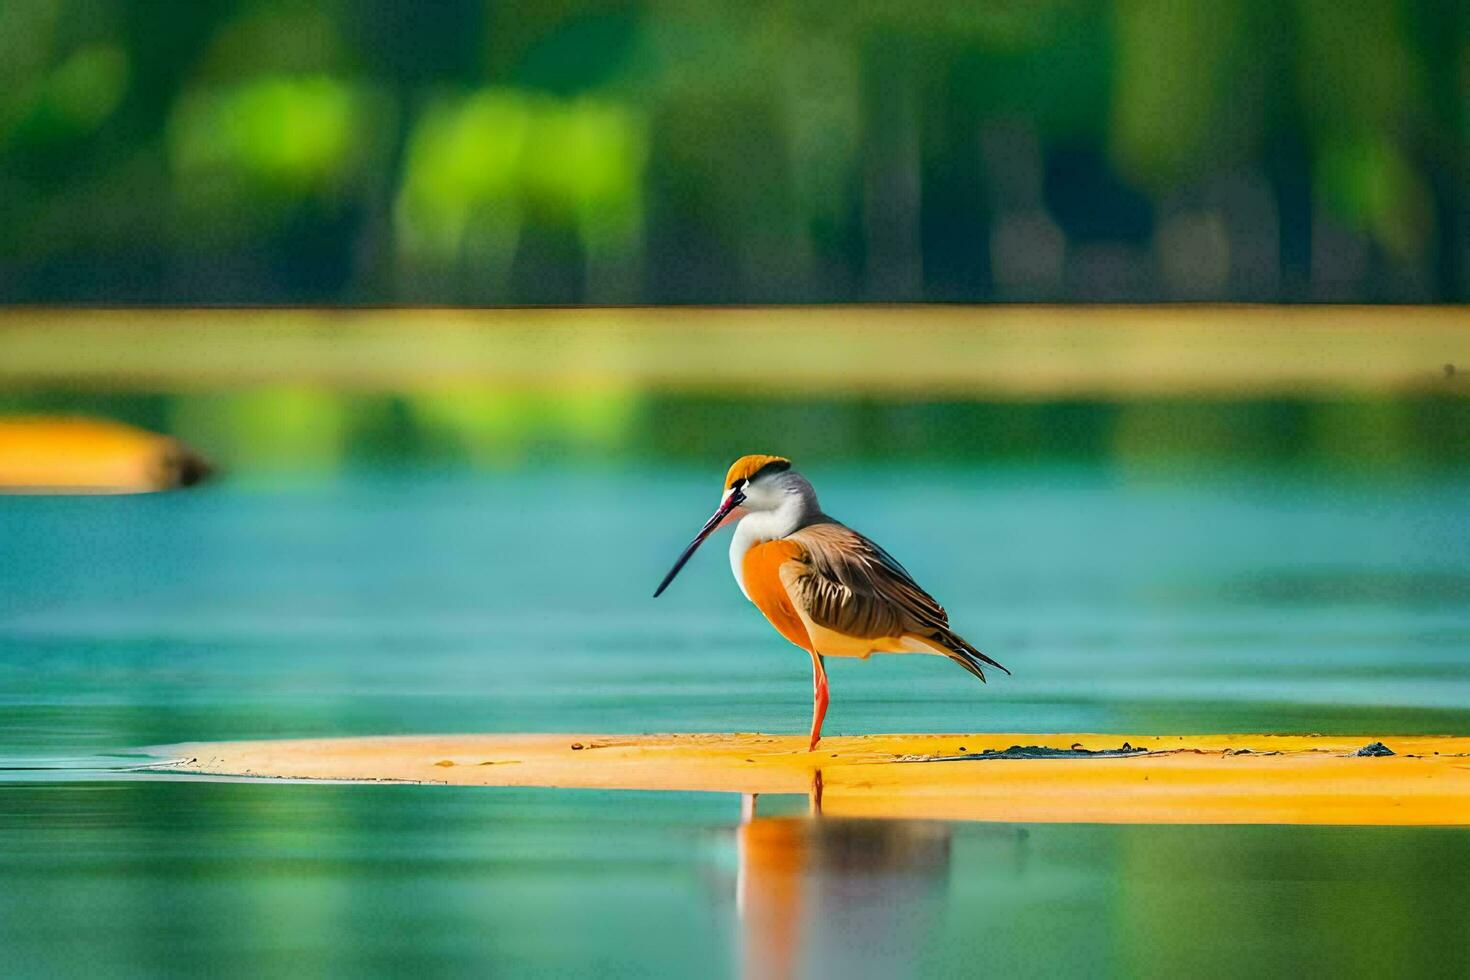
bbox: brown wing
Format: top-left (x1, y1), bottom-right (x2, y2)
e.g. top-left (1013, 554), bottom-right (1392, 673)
top-left (785, 522), bottom-right (948, 638)
top-left (784, 522), bottom-right (1008, 679)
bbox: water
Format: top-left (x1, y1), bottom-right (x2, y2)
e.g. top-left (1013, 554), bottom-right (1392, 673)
top-left (3, 462), bottom-right (1468, 976)
top-left (4, 464), bottom-right (1467, 754)
top-left (1, 784), bottom-right (1467, 978)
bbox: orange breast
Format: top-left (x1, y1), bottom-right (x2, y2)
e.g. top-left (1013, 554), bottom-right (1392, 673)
top-left (742, 539), bottom-right (811, 652)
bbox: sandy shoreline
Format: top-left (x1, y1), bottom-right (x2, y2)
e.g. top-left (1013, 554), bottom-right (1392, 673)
top-left (153, 732), bottom-right (1470, 826)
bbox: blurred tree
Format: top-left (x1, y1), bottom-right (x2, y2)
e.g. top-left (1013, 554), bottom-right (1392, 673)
top-left (0, 0), bottom-right (1462, 303)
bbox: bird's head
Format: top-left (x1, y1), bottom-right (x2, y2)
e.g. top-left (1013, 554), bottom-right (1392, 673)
top-left (653, 454), bottom-right (796, 597)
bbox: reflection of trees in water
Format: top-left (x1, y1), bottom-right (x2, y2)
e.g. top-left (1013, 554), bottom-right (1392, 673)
top-left (6, 389), bottom-right (1466, 474)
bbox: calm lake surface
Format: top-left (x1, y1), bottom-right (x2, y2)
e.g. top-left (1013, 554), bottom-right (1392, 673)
top-left (3, 462), bottom-right (1469, 976)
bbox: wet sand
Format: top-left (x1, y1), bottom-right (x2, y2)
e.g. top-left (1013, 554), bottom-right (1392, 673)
top-left (156, 732), bottom-right (1470, 825)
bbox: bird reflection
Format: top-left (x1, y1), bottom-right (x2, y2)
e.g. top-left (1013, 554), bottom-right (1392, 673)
top-left (734, 772), bottom-right (953, 979)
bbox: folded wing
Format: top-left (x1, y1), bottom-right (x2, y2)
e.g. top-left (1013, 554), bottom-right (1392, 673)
top-left (784, 521), bottom-right (1008, 681)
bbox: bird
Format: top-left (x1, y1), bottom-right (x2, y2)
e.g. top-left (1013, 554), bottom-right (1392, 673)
top-left (654, 454), bottom-right (1007, 750)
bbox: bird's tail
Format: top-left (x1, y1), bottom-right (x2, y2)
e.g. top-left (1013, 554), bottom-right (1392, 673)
top-left (937, 629), bottom-right (1009, 684)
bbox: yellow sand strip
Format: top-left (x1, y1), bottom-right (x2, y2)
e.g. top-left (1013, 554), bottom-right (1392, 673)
top-left (3, 305), bottom-right (1466, 396)
top-left (159, 732), bottom-right (1470, 826)
top-left (0, 416), bottom-right (210, 493)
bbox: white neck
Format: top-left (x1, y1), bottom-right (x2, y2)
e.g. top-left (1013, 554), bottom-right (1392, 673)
top-left (728, 495), bottom-right (807, 599)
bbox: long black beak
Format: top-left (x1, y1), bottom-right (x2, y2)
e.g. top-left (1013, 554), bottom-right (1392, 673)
top-left (653, 489), bottom-right (744, 597)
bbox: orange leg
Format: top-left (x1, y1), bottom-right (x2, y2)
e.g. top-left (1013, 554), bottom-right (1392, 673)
top-left (807, 650), bottom-right (828, 751)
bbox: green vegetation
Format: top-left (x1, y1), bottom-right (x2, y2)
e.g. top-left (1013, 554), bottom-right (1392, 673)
top-left (0, 1), bottom-right (1462, 303)
top-left (3, 386), bottom-right (1465, 474)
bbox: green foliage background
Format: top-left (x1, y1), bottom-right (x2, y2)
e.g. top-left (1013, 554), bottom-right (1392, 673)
top-left (1, 0), bottom-right (1463, 303)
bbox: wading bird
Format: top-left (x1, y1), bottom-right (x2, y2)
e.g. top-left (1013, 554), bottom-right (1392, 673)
top-left (654, 455), bottom-right (1006, 750)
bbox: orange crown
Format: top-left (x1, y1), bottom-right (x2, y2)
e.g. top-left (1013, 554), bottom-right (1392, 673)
top-left (724, 454), bottom-right (791, 488)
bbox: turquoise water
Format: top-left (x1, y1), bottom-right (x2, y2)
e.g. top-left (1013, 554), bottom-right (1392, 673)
top-left (4, 464), bottom-right (1467, 756)
top-left (3, 462), bottom-right (1469, 976)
